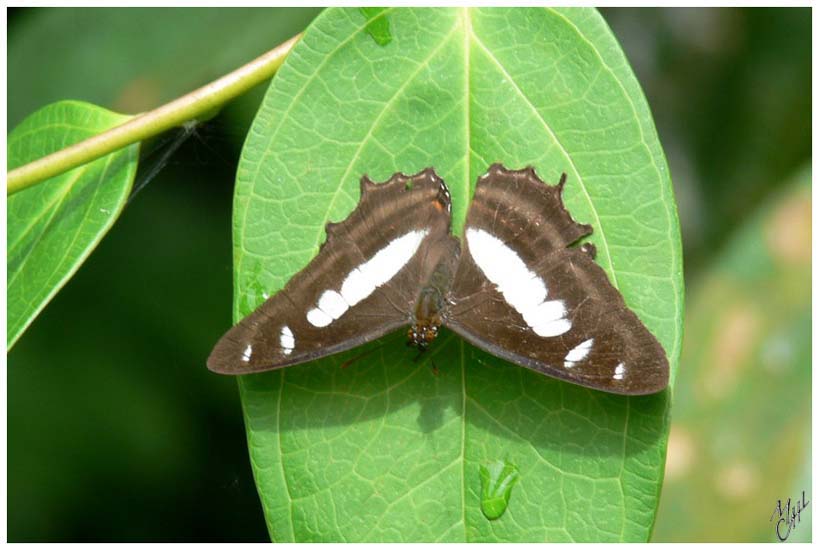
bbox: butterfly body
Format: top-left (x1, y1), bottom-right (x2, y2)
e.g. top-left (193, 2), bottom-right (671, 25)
top-left (407, 292), bottom-right (442, 352)
top-left (406, 233), bottom-right (460, 352)
top-left (209, 164), bottom-right (669, 395)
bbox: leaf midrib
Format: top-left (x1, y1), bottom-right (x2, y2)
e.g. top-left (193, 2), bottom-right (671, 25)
top-left (7, 168), bottom-right (87, 288)
top-left (7, 166), bottom-right (89, 256)
top-left (459, 7), bottom-right (471, 542)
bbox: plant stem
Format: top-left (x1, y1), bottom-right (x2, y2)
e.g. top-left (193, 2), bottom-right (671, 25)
top-left (7, 33), bottom-right (301, 196)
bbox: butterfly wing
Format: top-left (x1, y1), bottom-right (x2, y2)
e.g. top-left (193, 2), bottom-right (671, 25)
top-left (443, 164), bottom-right (669, 395)
top-left (208, 168), bottom-right (454, 375)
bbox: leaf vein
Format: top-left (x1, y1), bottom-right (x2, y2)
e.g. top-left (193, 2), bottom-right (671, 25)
top-left (467, 26), bottom-right (620, 288)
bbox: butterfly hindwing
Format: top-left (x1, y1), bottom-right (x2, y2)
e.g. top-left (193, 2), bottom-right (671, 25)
top-left (442, 164), bottom-right (668, 395)
top-left (207, 168), bottom-right (453, 374)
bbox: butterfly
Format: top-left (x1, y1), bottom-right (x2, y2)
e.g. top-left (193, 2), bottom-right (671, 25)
top-left (208, 164), bottom-right (669, 395)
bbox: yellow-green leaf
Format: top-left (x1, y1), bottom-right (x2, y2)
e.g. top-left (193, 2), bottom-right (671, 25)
top-left (8, 100), bottom-right (139, 348)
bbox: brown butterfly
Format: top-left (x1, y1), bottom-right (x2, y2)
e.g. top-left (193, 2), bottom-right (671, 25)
top-left (208, 164), bottom-right (668, 395)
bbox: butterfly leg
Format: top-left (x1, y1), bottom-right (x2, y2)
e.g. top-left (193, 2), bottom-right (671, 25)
top-left (412, 347), bottom-right (427, 363)
top-left (341, 338), bottom-right (392, 369)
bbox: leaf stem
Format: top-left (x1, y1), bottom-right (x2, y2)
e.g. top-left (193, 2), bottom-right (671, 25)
top-left (7, 33), bottom-right (302, 196)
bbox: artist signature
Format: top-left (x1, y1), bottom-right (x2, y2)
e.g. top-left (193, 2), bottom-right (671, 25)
top-left (770, 490), bottom-right (810, 541)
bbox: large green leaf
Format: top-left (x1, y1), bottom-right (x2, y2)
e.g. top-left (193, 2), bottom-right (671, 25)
top-left (233, 7), bottom-right (682, 542)
top-left (8, 100), bottom-right (139, 348)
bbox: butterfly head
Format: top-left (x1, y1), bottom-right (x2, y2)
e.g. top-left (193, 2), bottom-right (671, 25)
top-left (406, 321), bottom-right (440, 352)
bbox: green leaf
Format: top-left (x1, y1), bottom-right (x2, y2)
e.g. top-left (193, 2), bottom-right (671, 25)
top-left (8, 100), bottom-right (139, 349)
top-left (233, 7), bottom-right (682, 542)
top-left (359, 7), bottom-right (393, 46)
top-left (479, 459), bottom-right (520, 521)
top-left (654, 166), bottom-right (811, 542)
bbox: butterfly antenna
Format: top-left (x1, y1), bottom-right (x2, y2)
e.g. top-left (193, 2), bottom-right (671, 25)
top-left (410, 346), bottom-right (442, 376)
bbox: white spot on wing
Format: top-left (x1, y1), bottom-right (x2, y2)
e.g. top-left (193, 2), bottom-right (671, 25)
top-left (501, 274), bottom-right (547, 311)
top-left (340, 268), bottom-right (375, 306)
top-left (307, 308), bottom-right (333, 328)
top-left (613, 362), bottom-right (626, 380)
top-left (466, 228), bottom-right (571, 337)
top-left (318, 290), bottom-right (348, 319)
top-left (534, 318), bottom-right (572, 337)
top-left (242, 343), bottom-right (253, 362)
top-left (526, 300), bottom-right (569, 337)
top-left (564, 338), bottom-right (594, 368)
top-left (280, 325), bottom-right (295, 355)
top-left (360, 229), bottom-right (428, 287)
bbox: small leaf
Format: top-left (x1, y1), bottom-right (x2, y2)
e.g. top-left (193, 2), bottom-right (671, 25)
top-left (233, 7), bottom-right (682, 542)
top-left (479, 460), bottom-right (520, 520)
top-left (359, 7), bottom-right (393, 46)
top-left (7, 100), bottom-right (139, 349)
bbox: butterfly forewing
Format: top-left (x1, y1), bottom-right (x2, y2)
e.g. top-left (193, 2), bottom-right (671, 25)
top-left (443, 164), bottom-right (669, 395)
top-left (207, 168), bottom-right (453, 374)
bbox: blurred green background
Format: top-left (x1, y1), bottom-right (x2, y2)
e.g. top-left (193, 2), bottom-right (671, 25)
top-left (7, 7), bottom-right (811, 542)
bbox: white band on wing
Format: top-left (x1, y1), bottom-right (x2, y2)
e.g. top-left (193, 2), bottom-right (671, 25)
top-left (466, 227), bottom-right (571, 338)
top-left (306, 229), bottom-right (429, 327)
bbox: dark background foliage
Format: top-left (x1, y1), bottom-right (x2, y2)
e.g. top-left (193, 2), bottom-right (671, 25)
top-left (7, 7), bottom-right (811, 542)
